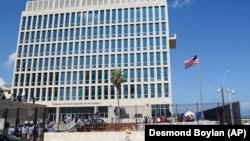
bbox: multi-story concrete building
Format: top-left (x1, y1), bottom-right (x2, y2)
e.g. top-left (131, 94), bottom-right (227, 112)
top-left (12, 0), bottom-right (176, 123)
top-left (0, 85), bottom-right (12, 100)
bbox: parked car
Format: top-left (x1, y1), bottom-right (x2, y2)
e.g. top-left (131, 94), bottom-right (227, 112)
top-left (0, 134), bottom-right (20, 141)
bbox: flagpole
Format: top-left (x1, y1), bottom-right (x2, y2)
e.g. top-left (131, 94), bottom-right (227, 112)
top-left (197, 53), bottom-right (204, 121)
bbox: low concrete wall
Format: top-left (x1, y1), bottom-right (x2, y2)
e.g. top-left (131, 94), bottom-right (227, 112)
top-left (44, 131), bottom-right (144, 141)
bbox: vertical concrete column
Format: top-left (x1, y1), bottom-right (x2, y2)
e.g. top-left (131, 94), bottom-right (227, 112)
top-left (94, 106), bottom-right (98, 113)
top-left (108, 106), bottom-right (114, 123)
top-left (55, 107), bottom-right (61, 131)
top-left (55, 106), bottom-right (60, 124)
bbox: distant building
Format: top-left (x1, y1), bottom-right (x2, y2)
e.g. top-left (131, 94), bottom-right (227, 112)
top-left (11, 0), bottom-right (176, 124)
top-left (1, 85), bottom-right (12, 100)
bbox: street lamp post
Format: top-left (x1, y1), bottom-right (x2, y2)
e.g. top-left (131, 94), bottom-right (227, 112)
top-left (221, 69), bottom-right (231, 124)
top-left (217, 87), bottom-right (226, 125)
top-left (226, 88), bottom-right (235, 125)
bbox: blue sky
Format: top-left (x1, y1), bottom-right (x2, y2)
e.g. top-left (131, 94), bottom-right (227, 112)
top-left (0, 0), bottom-right (249, 117)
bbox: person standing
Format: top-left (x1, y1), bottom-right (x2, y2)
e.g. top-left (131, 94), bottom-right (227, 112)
top-left (28, 124), bottom-right (34, 140)
top-left (38, 126), bottom-right (43, 140)
top-left (14, 125), bottom-right (22, 139)
top-left (125, 127), bottom-right (131, 141)
top-left (22, 125), bottom-right (28, 140)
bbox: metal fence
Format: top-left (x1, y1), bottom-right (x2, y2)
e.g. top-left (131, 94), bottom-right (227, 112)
top-left (0, 100), bottom-right (242, 137)
top-left (0, 100), bottom-right (47, 141)
top-left (109, 102), bottom-right (241, 125)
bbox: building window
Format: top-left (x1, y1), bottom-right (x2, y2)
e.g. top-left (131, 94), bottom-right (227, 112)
top-left (85, 86), bottom-right (89, 100)
top-left (123, 85), bottom-right (128, 99)
top-left (104, 70), bottom-right (108, 83)
top-left (60, 14), bottom-right (64, 27)
top-left (136, 68), bottom-right (141, 82)
top-left (144, 84), bottom-right (148, 98)
top-left (150, 84), bottom-right (155, 98)
top-left (129, 53), bottom-right (134, 66)
top-left (43, 15), bottom-right (48, 28)
top-left (164, 83), bottom-right (169, 97)
top-left (91, 70), bottom-right (96, 83)
top-left (66, 87), bottom-right (70, 100)
top-left (106, 10), bottom-right (110, 24)
top-left (60, 87), bottom-right (64, 101)
top-left (112, 9), bottom-right (116, 24)
top-left (130, 69), bottom-right (134, 82)
top-left (111, 86), bottom-right (115, 99)
top-left (161, 6), bottom-right (166, 20)
top-left (155, 6), bottom-right (159, 21)
top-left (73, 71), bottom-right (77, 84)
top-left (42, 88), bottom-right (46, 101)
top-left (163, 67), bottom-right (168, 81)
top-left (78, 87), bottom-right (83, 100)
top-left (91, 86), bottom-right (95, 100)
top-left (104, 86), bottom-right (108, 99)
top-left (136, 8), bottom-right (140, 22)
top-left (157, 84), bottom-right (162, 97)
top-left (130, 8), bottom-right (134, 22)
top-left (130, 85), bottom-right (135, 99)
top-left (151, 104), bottom-right (170, 118)
top-left (21, 16), bottom-right (26, 30)
top-left (48, 88), bottom-right (52, 101)
top-left (137, 84), bottom-right (141, 98)
top-left (98, 70), bottom-right (102, 83)
top-left (98, 86), bottom-right (102, 99)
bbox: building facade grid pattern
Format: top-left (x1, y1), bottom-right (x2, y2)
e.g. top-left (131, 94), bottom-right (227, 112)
top-left (12, 0), bottom-right (173, 120)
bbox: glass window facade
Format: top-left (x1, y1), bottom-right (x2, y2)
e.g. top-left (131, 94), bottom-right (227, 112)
top-left (13, 0), bottom-right (173, 120)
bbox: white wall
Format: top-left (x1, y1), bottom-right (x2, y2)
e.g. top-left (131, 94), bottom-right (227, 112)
top-left (44, 131), bottom-right (144, 141)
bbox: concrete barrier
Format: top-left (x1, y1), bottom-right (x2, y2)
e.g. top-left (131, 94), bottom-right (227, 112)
top-left (44, 131), bottom-right (144, 141)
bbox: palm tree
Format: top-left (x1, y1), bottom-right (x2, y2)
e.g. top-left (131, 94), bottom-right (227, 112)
top-left (110, 68), bottom-right (124, 123)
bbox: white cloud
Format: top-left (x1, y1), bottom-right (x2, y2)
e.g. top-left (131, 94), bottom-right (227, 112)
top-left (0, 77), bottom-right (6, 88)
top-left (4, 52), bottom-right (16, 69)
top-left (171, 0), bottom-right (193, 8)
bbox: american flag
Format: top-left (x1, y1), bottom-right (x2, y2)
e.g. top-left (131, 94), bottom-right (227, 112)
top-left (184, 54), bottom-right (199, 69)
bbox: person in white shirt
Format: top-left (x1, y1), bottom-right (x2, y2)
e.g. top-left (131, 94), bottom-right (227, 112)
top-left (28, 125), bottom-right (34, 140)
top-left (156, 117), bottom-right (161, 123)
top-left (7, 126), bottom-right (15, 135)
top-left (22, 125), bottom-right (28, 139)
top-left (38, 126), bottom-right (43, 139)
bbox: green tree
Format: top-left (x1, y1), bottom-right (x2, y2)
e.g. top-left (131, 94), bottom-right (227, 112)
top-left (110, 68), bottom-right (124, 123)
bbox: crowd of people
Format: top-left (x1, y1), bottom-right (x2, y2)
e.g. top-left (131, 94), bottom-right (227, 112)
top-left (143, 116), bottom-right (170, 124)
top-left (5, 119), bottom-right (46, 141)
top-left (0, 92), bottom-right (36, 104)
top-left (62, 114), bottom-right (104, 132)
